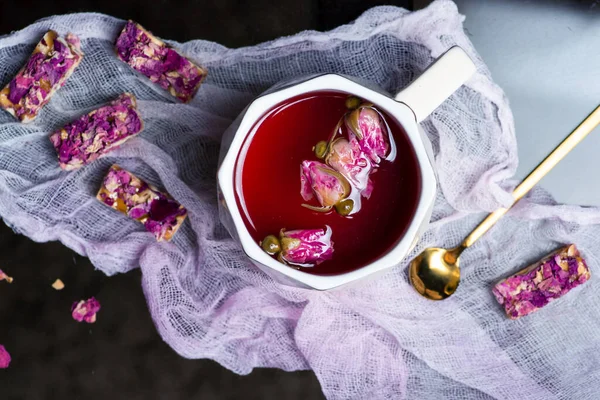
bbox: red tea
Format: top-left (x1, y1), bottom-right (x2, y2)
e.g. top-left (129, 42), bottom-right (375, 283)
top-left (235, 91), bottom-right (421, 276)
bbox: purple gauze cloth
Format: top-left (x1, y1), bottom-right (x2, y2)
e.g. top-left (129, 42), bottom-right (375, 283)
top-left (0, 3), bottom-right (599, 399)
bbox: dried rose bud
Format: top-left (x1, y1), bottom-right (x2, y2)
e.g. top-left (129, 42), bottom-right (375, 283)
top-left (261, 226), bottom-right (334, 267)
top-left (345, 106), bottom-right (392, 164)
top-left (300, 160), bottom-right (352, 214)
top-left (492, 244), bottom-right (591, 319)
top-left (326, 137), bottom-right (374, 199)
top-left (71, 297), bottom-right (101, 324)
top-left (280, 227), bottom-right (334, 266)
top-left (0, 268), bottom-right (13, 283)
top-left (0, 345), bottom-right (10, 369)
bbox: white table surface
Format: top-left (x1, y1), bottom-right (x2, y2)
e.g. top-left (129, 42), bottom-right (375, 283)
top-left (416, 0), bottom-right (600, 206)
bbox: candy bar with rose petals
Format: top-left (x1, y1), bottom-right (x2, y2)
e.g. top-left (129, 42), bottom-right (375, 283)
top-left (115, 20), bottom-right (207, 103)
top-left (492, 244), bottom-right (591, 319)
top-left (49, 93), bottom-right (143, 170)
top-left (0, 31), bottom-right (83, 122)
top-left (97, 165), bottom-right (187, 241)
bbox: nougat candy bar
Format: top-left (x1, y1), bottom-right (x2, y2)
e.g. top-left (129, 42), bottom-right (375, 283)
top-left (49, 93), bottom-right (143, 170)
top-left (115, 20), bottom-right (207, 103)
top-left (97, 165), bottom-right (187, 241)
top-left (492, 244), bottom-right (590, 319)
top-left (0, 31), bottom-right (83, 122)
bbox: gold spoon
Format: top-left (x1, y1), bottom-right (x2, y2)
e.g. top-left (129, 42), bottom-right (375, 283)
top-left (409, 104), bottom-right (600, 300)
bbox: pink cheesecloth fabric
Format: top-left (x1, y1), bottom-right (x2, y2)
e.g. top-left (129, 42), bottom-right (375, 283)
top-left (0, 1), bottom-right (599, 398)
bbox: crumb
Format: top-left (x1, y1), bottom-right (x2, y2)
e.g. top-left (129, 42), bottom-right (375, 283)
top-left (0, 269), bottom-right (13, 283)
top-left (52, 279), bottom-right (65, 290)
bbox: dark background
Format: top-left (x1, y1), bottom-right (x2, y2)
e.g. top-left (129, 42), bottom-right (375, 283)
top-left (0, 1), bottom-right (412, 399)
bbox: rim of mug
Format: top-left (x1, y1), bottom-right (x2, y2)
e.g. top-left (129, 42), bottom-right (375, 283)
top-left (218, 73), bottom-right (436, 290)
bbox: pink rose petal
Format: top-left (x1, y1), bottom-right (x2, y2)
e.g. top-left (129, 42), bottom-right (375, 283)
top-left (0, 345), bottom-right (11, 369)
top-left (71, 297), bottom-right (101, 324)
top-left (0, 268), bottom-right (13, 283)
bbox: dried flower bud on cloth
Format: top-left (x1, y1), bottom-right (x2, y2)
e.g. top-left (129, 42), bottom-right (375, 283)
top-left (1, 3), bottom-right (600, 399)
top-left (0, 30), bottom-right (82, 122)
top-left (0, 345), bottom-right (10, 369)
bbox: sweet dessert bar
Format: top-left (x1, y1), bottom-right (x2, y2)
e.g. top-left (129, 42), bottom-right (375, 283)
top-left (0, 31), bottom-right (83, 122)
top-left (115, 20), bottom-right (207, 103)
top-left (97, 165), bottom-right (187, 241)
top-left (49, 93), bottom-right (143, 170)
top-left (492, 244), bottom-right (591, 319)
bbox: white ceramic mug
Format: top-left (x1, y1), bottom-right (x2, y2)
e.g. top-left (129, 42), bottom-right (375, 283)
top-left (217, 46), bottom-right (476, 290)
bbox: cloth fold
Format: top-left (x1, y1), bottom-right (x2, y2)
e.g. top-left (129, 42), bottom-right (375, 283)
top-left (0, 1), bottom-right (598, 398)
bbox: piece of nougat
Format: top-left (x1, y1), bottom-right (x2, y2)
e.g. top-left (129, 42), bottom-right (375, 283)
top-left (97, 165), bottom-right (187, 241)
top-left (0, 31), bottom-right (83, 122)
top-left (115, 20), bottom-right (207, 103)
top-left (492, 244), bottom-right (591, 319)
top-left (49, 93), bottom-right (143, 170)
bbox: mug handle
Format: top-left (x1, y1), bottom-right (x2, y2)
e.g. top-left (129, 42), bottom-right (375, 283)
top-left (394, 46), bottom-right (476, 123)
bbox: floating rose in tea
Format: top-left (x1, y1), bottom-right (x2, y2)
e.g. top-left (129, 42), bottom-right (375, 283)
top-left (325, 138), bottom-right (373, 201)
top-left (305, 98), bottom-right (397, 215)
top-left (300, 161), bottom-right (353, 215)
top-left (261, 226), bottom-right (334, 267)
top-left (344, 103), bottom-right (396, 164)
top-left (235, 91), bottom-right (421, 275)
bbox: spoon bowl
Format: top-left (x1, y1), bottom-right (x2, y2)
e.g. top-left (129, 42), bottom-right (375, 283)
top-left (409, 246), bottom-right (462, 300)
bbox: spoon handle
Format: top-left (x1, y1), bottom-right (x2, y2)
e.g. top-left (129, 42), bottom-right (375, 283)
top-left (462, 104), bottom-right (600, 248)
